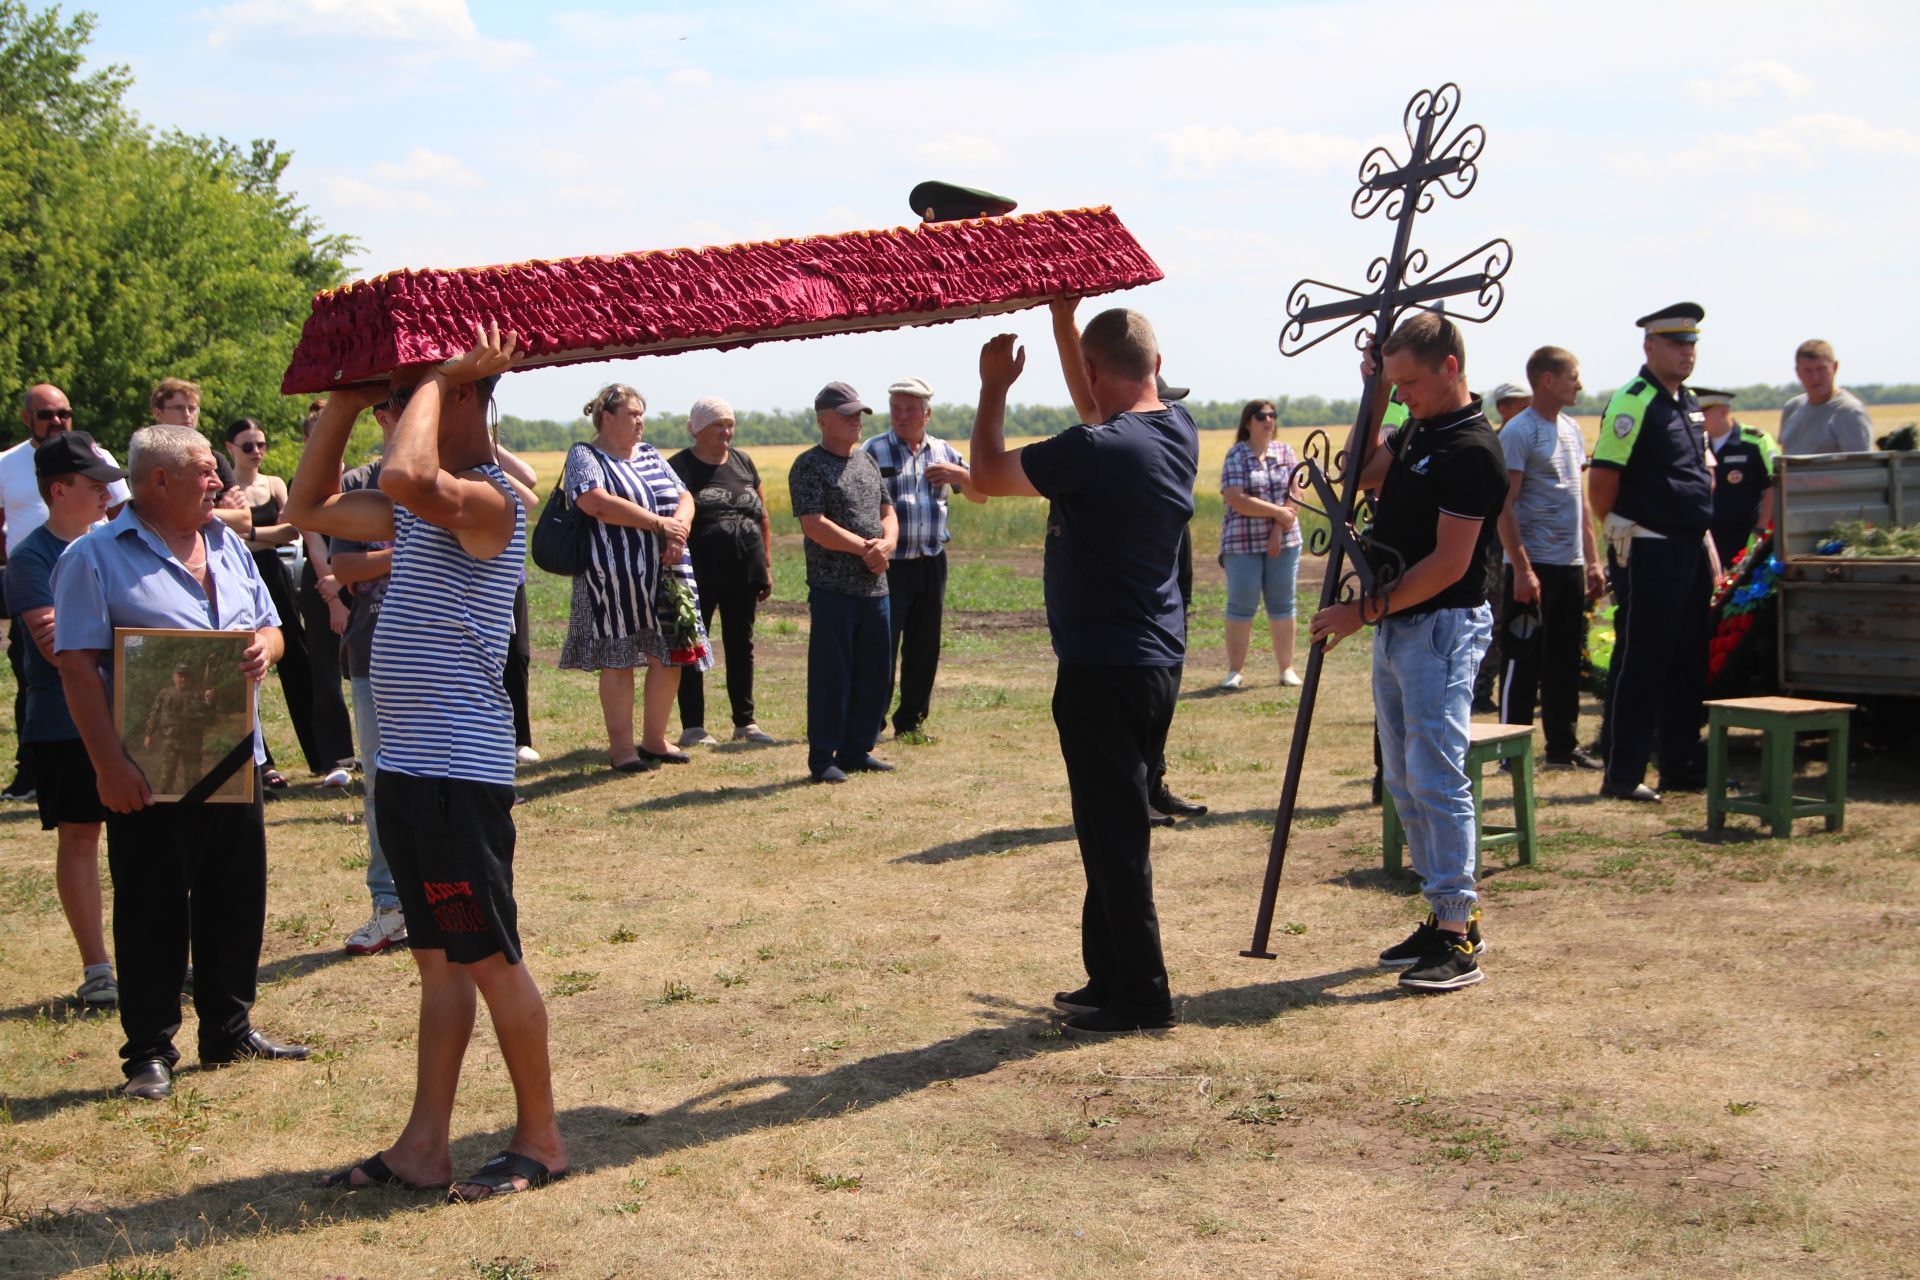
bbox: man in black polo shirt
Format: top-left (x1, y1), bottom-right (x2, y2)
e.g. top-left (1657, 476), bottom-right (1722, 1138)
top-left (966, 299), bottom-right (1197, 1034)
top-left (1310, 312), bottom-right (1506, 992)
top-left (1590, 303), bottom-right (1717, 802)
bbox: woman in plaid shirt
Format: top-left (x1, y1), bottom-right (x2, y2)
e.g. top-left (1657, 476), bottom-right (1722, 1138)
top-left (1219, 400), bottom-right (1303, 689)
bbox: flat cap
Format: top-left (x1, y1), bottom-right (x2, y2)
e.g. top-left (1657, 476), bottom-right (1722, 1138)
top-left (887, 376), bottom-right (933, 400)
top-left (1483, 381), bottom-right (1530, 405)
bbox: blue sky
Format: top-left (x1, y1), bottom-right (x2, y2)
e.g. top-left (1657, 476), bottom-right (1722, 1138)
top-left (84, 0), bottom-right (1920, 424)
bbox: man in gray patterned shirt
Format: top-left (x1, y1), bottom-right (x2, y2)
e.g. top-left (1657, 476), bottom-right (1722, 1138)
top-left (789, 382), bottom-right (899, 784)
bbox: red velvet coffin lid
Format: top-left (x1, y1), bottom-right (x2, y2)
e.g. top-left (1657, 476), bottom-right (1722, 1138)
top-left (282, 206), bottom-right (1163, 393)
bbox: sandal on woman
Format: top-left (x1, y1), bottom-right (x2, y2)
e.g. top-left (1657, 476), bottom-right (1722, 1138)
top-left (317, 1152), bottom-right (449, 1192)
top-left (262, 768), bottom-right (289, 790)
top-left (449, 1150), bottom-right (568, 1203)
top-left (636, 746), bottom-right (690, 765)
top-left (610, 757), bottom-right (660, 774)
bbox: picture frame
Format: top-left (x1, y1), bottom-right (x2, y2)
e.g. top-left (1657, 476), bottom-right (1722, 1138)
top-left (112, 628), bottom-right (257, 804)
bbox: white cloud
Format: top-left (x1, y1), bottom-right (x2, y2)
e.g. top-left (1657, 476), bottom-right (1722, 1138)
top-left (1685, 60), bottom-right (1814, 108)
top-left (912, 133), bottom-right (1005, 170)
top-left (666, 67), bottom-right (712, 89)
top-left (1666, 113), bottom-right (1920, 176)
top-left (324, 176), bottom-right (449, 216)
top-left (366, 148), bottom-right (483, 190)
top-left (764, 114), bottom-right (846, 146)
top-left (535, 149), bottom-right (597, 181)
top-left (204, 0), bottom-right (530, 68)
top-left (1151, 124), bottom-right (1362, 179)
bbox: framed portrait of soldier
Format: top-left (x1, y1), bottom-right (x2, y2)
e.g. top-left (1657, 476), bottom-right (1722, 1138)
top-left (111, 628), bottom-right (257, 804)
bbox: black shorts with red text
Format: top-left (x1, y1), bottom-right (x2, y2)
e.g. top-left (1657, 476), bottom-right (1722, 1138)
top-left (374, 770), bottom-right (521, 965)
top-left (25, 738), bottom-right (109, 831)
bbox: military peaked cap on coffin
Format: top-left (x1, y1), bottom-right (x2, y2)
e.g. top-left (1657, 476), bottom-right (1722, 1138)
top-left (909, 180), bottom-right (1018, 223)
top-left (1693, 387), bottom-right (1736, 408)
top-left (1635, 301), bottom-right (1705, 343)
top-left (281, 205), bottom-right (1159, 394)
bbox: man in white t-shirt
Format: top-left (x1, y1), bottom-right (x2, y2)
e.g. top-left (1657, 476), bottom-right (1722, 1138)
top-left (1, 386), bottom-right (132, 801)
top-left (1495, 349), bottom-right (1605, 770)
top-left (1779, 339), bottom-right (1874, 455)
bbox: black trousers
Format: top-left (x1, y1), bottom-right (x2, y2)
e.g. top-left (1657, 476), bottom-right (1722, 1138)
top-left (7, 620), bottom-right (31, 788)
top-left (1603, 536), bottom-right (1711, 790)
top-left (106, 798), bottom-right (268, 1074)
top-left (1053, 661), bottom-right (1177, 1019)
top-left (882, 552), bottom-right (948, 736)
top-left (256, 552), bottom-right (319, 773)
top-left (1472, 554), bottom-right (1505, 709)
top-left (296, 569), bottom-right (355, 769)
top-left (1499, 563), bottom-right (1586, 759)
top-left (1147, 663), bottom-right (1184, 801)
top-left (678, 568), bottom-right (760, 730)
top-left (506, 583), bottom-right (533, 748)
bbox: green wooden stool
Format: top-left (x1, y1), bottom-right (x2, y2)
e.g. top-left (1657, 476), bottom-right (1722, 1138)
top-left (1705, 696), bottom-right (1854, 838)
top-left (1383, 722), bottom-right (1536, 874)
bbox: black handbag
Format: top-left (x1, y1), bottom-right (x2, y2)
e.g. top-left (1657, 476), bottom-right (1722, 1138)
top-left (529, 444), bottom-right (605, 576)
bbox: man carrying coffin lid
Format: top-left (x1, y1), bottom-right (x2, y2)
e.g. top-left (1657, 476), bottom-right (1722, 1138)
top-left (288, 323), bottom-right (568, 1203)
top-left (52, 425), bottom-right (307, 1102)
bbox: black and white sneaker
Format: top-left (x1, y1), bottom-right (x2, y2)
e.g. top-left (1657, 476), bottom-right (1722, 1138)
top-left (1377, 911), bottom-right (1484, 968)
top-left (1398, 931), bottom-right (1485, 991)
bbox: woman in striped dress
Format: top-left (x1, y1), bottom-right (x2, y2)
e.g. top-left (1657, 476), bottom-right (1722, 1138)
top-left (559, 384), bottom-right (713, 772)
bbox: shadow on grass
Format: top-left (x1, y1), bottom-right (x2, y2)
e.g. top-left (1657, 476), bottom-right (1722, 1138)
top-left (620, 776), bottom-right (813, 814)
top-left (893, 803), bottom-right (1366, 865)
top-left (513, 748), bottom-right (659, 804)
top-left (0, 970), bottom-right (1413, 1274)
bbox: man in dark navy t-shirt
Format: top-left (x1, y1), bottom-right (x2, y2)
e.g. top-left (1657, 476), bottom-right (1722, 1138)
top-left (1311, 312), bottom-right (1507, 994)
top-left (967, 299), bottom-right (1198, 1035)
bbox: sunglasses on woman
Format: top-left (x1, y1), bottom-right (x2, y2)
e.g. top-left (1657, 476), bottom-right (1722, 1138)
top-left (238, 441), bottom-right (266, 454)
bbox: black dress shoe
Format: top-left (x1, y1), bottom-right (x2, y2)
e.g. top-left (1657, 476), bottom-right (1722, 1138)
top-left (123, 1059), bottom-right (173, 1100)
top-left (202, 1029), bottom-right (312, 1066)
top-left (1149, 791), bottom-right (1207, 817)
top-left (1148, 811), bottom-right (1175, 828)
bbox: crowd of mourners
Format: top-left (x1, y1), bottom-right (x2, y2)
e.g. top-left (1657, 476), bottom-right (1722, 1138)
top-left (0, 300), bottom-right (1885, 1197)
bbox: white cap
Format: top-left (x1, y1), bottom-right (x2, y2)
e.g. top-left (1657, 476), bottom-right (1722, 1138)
top-left (688, 396), bottom-right (734, 433)
top-left (1484, 381), bottom-right (1529, 405)
top-left (887, 376), bottom-right (934, 400)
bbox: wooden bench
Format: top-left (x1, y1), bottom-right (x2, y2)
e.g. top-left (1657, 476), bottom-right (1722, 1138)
top-left (1705, 696), bottom-right (1854, 838)
top-left (1383, 722), bottom-right (1536, 873)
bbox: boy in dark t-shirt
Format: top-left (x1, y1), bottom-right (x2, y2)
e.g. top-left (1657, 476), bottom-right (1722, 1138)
top-left (1310, 313), bottom-right (1506, 993)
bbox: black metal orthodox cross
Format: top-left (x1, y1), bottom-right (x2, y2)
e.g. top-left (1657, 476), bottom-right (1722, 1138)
top-left (1242, 83), bottom-right (1513, 959)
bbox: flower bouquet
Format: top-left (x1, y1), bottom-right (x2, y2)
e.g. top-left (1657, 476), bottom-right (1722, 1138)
top-left (664, 577), bottom-right (710, 667)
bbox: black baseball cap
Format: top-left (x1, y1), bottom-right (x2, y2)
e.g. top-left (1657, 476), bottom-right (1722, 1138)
top-left (35, 431), bottom-right (127, 484)
top-left (1155, 374), bottom-right (1190, 402)
top-left (814, 382), bottom-right (873, 416)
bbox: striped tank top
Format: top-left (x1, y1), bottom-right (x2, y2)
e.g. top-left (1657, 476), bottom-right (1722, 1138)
top-left (370, 464), bottom-right (526, 786)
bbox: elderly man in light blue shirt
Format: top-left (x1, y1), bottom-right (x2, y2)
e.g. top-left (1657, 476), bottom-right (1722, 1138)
top-left (53, 424), bottom-right (308, 1101)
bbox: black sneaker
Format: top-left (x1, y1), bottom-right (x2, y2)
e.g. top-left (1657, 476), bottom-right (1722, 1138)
top-left (1052, 986), bottom-right (1102, 1015)
top-left (1398, 931), bottom-right (1485, 991)
top-left (0, 777), bottom-right (36, 802)
top-left (1378, 911), bottom-right (1484, 968)
top-left (1060, 1008), bottom-right (1174, 1036)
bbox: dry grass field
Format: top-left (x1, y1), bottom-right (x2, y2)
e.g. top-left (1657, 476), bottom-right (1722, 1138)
top-left (1, 404), bottom-right (1916, 1279)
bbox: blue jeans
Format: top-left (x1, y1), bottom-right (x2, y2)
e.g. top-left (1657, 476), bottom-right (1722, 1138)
top-left (349, 676), bottom-right (398, 911)
top-left (806, 589), bottom-right (891, 775)
top-left (1222, 545), bottom-right (1302, 621)
top-left (1372, 605), bottom-right (1492, 923)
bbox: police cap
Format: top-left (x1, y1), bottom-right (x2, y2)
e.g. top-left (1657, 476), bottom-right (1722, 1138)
top-left (1635, 302), bottom-right (1705, 343)
top-left (909, 180), bottom-right (1018, 223)
top-left (1693, 387), bottom-right (1735, 408)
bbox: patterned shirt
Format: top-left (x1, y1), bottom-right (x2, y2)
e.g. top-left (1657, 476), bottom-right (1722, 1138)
top-left (1219, 439), bottom-right (1303, 557)
top-left (370, 465), bottom-right (525, 786)
top-left (565, 442), bottom-right (698, 640)
top-left (860, 430), bottom-right (965, 559)
top-left (788, 446), bottom-right (891, 598)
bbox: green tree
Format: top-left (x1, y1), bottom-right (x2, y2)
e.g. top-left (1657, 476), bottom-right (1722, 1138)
top-left (0, 2), bottom-right (353, 460)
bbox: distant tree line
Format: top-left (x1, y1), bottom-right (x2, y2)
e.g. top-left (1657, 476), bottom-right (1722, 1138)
top-left (499, 383), bottom-right (1920, 451)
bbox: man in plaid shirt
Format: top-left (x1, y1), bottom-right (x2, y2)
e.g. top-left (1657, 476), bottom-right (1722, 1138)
top-left (860, 377), bottom-right (984, 740)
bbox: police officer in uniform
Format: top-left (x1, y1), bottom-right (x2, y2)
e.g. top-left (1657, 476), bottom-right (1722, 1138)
top-left (1588, 302), bottom-right (1717, 802)
top-left (1699, 388), bottom-right (1779, 568)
